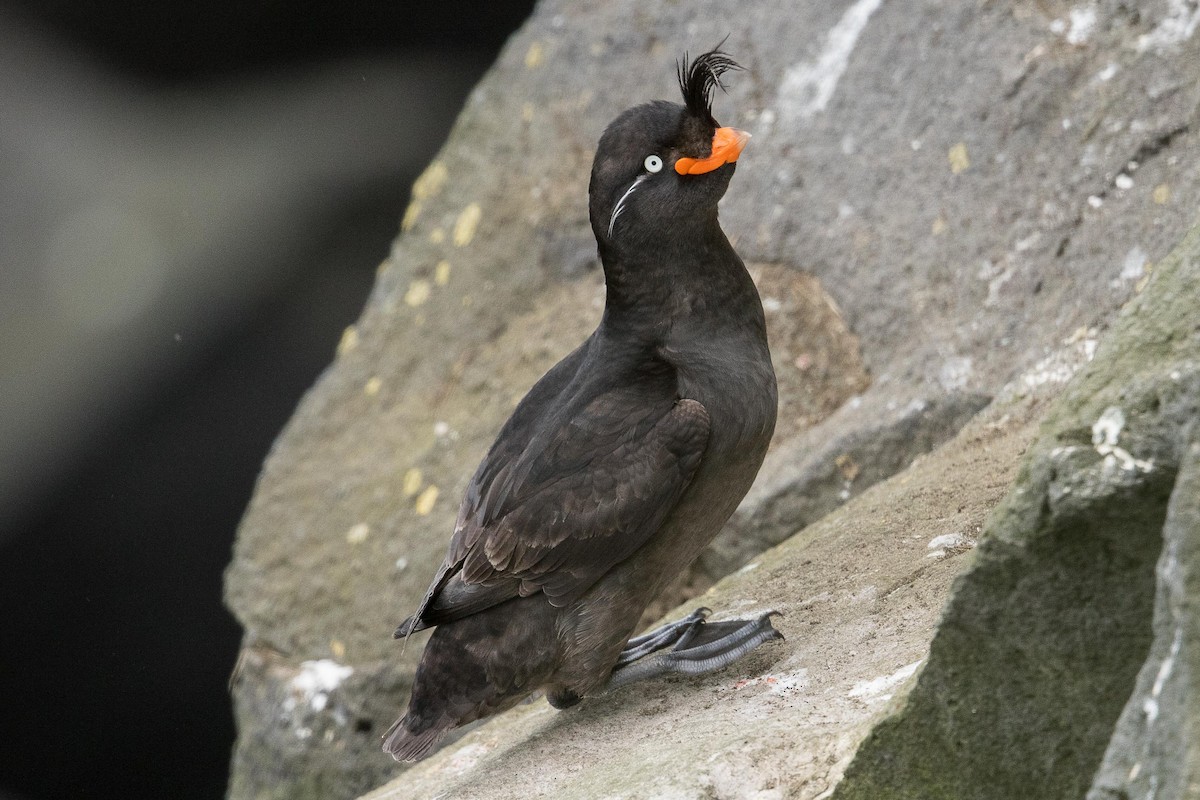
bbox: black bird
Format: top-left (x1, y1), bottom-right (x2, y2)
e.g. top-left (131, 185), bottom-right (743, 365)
top-left (384, 49), bottom-right (780, 762)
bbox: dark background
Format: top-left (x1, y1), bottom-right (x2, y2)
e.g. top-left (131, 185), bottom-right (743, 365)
top-left (0, 2), bottom-right (534, 798)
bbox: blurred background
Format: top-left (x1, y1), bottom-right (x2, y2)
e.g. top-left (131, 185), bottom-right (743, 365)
top-left (0, 1), bottom-right (534, 797)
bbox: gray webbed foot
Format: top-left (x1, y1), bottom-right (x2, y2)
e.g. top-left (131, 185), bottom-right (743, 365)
top-left (608, 609), bottom-right (784, 690)
top-left (614, 606), bottom-right (712, 668)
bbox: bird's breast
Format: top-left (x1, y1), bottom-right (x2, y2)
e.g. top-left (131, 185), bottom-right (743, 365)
top-left (668, 336), bottom-right (777, 455)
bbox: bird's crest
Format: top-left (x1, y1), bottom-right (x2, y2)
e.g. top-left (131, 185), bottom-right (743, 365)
top-left (677, 46), bottom-right (742, 126)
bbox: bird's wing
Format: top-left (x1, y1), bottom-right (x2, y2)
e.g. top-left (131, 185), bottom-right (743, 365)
top-left (398, 385), bottom-right (709, 635)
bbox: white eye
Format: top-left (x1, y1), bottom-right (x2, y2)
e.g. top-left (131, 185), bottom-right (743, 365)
top-left (644, 154), bottom-right (663, 173)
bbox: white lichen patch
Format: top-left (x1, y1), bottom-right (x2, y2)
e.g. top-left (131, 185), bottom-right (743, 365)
top-left (938, 356), bottom-right (973, 392)
top-left (1095, 427), bottom-right (1153, 471)
top-left (1119, 246), bottom-right (1148, 285)
top-left (1009, 331), bottom-right (1099, 395)
top-left (1064, 6), bottom-right (1098, 45)
top-left (1092, 406), bottom-right (1126, 448)
top-left (770, 668), bottom-right (810, 694)
top-left (778, 0), bottom-right (883, 121)
top-left (1137, 0), bottom-right (1200, 52)
top-left (1021, 354), bottom-right (1077, 388)
top-left (285, 659), bottom-right (353, 722)
top-left (293, 659), bottom-right (352, 696)
top-left (345, 523), bottom-right (370, 544)
top-left (1092, 406), bottom-right (1154, 472)
top-left (1146, 625), bottom-right (1183, 724)
top-left (848, 660), bottom-right (922, 701)
top-left (926, 532), bottom-right (969, 559)
top-left (1143, 695), bottom-right (1159, 724)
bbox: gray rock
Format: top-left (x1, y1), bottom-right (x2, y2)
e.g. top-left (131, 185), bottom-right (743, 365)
top-left (224, 0), bottom-right (1200, 796)
top-left (1087, 442), bottom-right (1200, 796)
top-left (703, 389), bottom-right (991, 582)
top-left (833, 220), bottom-right (1200, 798)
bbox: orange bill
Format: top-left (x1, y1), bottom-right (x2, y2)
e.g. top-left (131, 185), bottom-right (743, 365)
top-left (674, 127), bottom-right (751, 175)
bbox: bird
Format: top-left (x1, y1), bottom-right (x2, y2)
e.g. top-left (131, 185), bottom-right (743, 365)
top-left (384, 48), bottom-right (780, 762)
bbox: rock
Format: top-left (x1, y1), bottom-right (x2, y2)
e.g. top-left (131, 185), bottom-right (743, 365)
top-left (834, 222), bottom-right (1200, 798)
top-left (1088, 438), bottom-right (1200, 799)
top-left (224, 0), bottom-right (1200, 797)
top-left (701, 389), bottom-right (990, 583)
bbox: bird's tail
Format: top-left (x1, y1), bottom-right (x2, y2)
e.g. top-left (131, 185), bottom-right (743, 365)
top-left (384, 596), bottom-right (559, 762)
top-left (382, 714), bottom-right (448, 762)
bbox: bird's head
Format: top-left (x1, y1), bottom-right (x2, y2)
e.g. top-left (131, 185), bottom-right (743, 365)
top-left (589, 49), bottom-right (748, 255)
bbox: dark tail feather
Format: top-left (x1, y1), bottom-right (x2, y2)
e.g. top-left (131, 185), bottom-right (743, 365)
top-left (382, 715), bottom-right (449, 762)
top-left (394, 577), bottom-right (523, 638)
top-left (393, 614), bottom-right (425, 639)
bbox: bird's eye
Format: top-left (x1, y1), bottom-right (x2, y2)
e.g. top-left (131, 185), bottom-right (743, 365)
top-left (644, 155), bottom-right (663, 174)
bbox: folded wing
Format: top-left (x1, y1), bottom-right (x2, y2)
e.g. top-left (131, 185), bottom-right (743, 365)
top-left (396, 386), bottom-right (709, 637)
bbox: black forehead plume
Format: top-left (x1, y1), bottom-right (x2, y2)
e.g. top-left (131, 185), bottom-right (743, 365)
top-left (677, 47), bottom-right (742, 126)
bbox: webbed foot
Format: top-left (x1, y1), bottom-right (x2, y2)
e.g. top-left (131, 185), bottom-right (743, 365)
top-left (608, 608), bottom-right (783, 690)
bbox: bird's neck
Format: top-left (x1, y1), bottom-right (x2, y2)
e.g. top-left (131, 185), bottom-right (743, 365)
top-left (597, 223), bottom-right (764, 344)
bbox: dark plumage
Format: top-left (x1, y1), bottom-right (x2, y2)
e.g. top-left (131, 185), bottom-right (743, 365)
top-left (677, 48), bottom-right (741, 125)
top-left (384, 48), bottom-right (779, 762)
